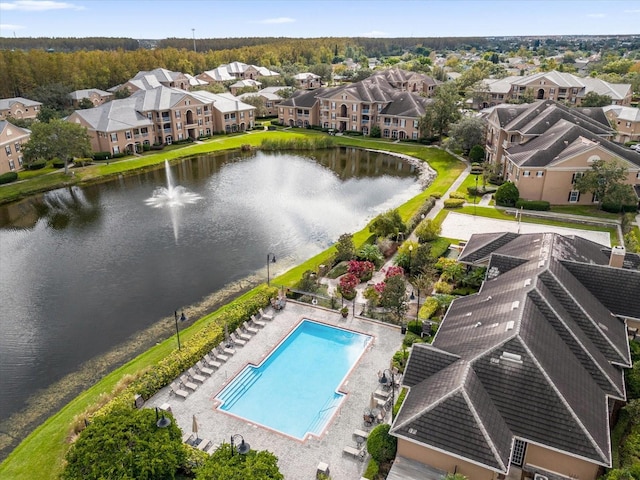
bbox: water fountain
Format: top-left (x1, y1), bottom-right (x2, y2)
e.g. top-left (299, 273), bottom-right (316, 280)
top-left (144, 160), bottom-right (202, 241)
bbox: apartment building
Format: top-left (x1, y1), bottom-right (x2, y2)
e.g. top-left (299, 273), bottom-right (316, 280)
top-left (0, 120), bottom-right (29, 175)
top-left (0, 97), bottom-right (42, 121)
top-left (293, 72), bottom-right (322, 90)
top-left (603, 105), bottom-right (640, 144)
top-left (69, 88), bottom-right (114, 108)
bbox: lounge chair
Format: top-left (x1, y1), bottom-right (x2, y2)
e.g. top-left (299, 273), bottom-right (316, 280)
top-left (205, 443), bottom-right (219, 454)
top-left (180, 374), bottom-right (198, 391)
top-left (211, 348), bottom-right (229, 362)
top-left (217, 344), bottom-right (234, 357)
top-left (196, 360), bottom-right (214, 376)
top-left (259, 308), bottom-right (273, 321)
top-left (353, 429), bottom-right (369, 441)
top-left (188, 367), bottom-right (206, 384)
top-left (204, 354), bottom-right (222, 369)
top-left (343, 445), bottom-right (366, 461)
top-left (182, 432), bottom-right (193, 444)
top-left (235, 329), bottom-right (251, 342)
top-left (250, 314), bottom-right (266, 328)
top-left (196, 439), bottom-right (212, 451)
top-left (230, 332), bottom-right (247, 347)
top-left (170, 381), bottom-right (189, 399)
top-left (243, 321), bottom-right (259, 335)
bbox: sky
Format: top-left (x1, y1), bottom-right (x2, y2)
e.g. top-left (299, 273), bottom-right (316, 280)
top-left (0, 0), bottom-right (639, 39)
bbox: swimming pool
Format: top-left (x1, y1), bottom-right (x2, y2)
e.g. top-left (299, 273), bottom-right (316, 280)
top-left (215, 319), bottom-right (372, 440)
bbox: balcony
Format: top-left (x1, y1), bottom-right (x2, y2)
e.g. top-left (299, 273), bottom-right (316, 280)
top-left (362, 108), bottom-right (370, 114)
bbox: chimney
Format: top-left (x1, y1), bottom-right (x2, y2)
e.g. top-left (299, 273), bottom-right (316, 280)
top-left (609, 245), bottom-right (626, 268)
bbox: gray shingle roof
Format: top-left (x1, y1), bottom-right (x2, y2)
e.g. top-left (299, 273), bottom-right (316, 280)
top-left (0, 96), bottom-right (42, 109)
top-left (395, 232), bottom-right (634, 472)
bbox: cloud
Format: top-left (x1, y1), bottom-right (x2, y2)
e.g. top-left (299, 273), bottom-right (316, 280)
top-left (256, 17), bottom-right (295, 24)
top-left (0, 1), bottom-right (84, 11)
top-left (359, 30), bottom-right (389, 37)
top-left (623, 9), bottom-right (640, 13)
top-left (586, 13), bottom-right (606, 18)
top-left (0, 23), bottom-right (25, 31)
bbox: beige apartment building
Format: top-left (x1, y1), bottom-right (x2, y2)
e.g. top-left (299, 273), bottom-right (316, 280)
top-left (0, 120), bottom-right (29, 175)
top-left (293, 72), bottom-right (322, 90)
top-left (603, 105), bottom-right (640, 144)
top-left (389, 231), bottom-right (639, 480)
top-left (279, 69), bottom-right (432, 139)
top-left (0, 97), bottom-right (42, 121)
top-left (484, 101), bottom-right (640, 205)
top-left (69, 88), bottom-right (114, 108)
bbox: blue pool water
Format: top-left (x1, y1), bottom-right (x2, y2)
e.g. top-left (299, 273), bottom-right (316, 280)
top-left (216, 320), bottom-right (372, 440)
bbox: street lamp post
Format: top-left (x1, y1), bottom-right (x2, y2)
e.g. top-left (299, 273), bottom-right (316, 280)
top-left (267, 253), bottom-right (276, 286)
top-left (155, 407), bottom-right (171, 428)
top-left (230, 434), bottom-right (250, 456)
top-left (192, 28), bottom-right (196, 53)
top-left (474, 174), bottom-right (479, 216)
top-left (408, 244), bottom-right (413, 276)
top-left (379, 368), bottom-right (396, 421)
top-left (174, 310), bottom-right (187, 350)
top-left (416, 288), bottom-right (420, 321)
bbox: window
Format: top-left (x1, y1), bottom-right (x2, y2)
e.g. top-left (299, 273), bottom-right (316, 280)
top-left (626, 121), bottom-right (632, 127)
top-left (4, 145), bottom-right (11, 155)
top-left (352, 104), bottom-right (357, 112)
top-left (568, 190), bottom-right (580, 203)
top-left (175, 111), bottom-right (181, 118)
top-left (14, 142), bottom-right (20, 152)
top-left (176, 122), bottom-right (182, 129)
top-left (352, 115), bottom-right (357, 122)
top-left (536, 171), bottom-right (544, 177)
top-left (511, 439), bottom-right (527, 466)
top-left (18, 156), bottom-right (23, 166)
top-left (571, 172), bottom-right (583, 184)
top-left (331, 102), bottom-right (336, 109)
top-left (196, 107), bottom-right (202, 115)
top-left (112, 145), bottom-right (120, 154)
top-left (240, 112), bottom-right (244, 118)
top-left (413, 120), bottom-right (419, 128)
top-left (125, 131), bottom-right (132, 140)
top-left (110, 133), bottom-right (118, 142)
top-left (8, 160), bottom-right (15, 170)
top-left (522, 171), bottom-right (530, 177)
top-left (198, 119), bottom-right (203, 126)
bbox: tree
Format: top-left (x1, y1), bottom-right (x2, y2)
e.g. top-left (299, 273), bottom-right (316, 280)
top-left (495, 181), bottom-right (519, 207)
top-left (309, 63), bottom-right (332, 83)
top-left (379, 274), bottom-right (408, 323)
top-left (195, 443), bottom-right (284, 480)
top-left (420, 82), bottom-right (461, 140)
top-left (62, 407), bottom-right (185, 480)
top-left (22, 118), bottom-right (92, 174)
top-left (447, 117), bottom-right (486, 153)
top-left (240, 95), bottom-right (268, 118)
top-left (358, 243), bottom-right (384, 267)
top-left (335, 233), bottom-right (355, 262)
top-left (580, 91), bottom-right (612, 107)
top-left (415, 219), bottom-right (441, 243)
top-left (369, 209), bottom-right (406, 240)
top-left (469, 145), bottom-right (485, 163)
top-left (77, 98), bottom-right (95, 110)
top-left (574, 159), bottom-right (630, 209)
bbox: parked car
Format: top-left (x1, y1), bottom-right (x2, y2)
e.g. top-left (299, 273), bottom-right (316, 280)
top-left (630, 144), bottom-right (640, 151)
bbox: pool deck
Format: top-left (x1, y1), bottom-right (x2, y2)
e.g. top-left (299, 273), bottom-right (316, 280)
top-left (147, 300), bottom-right (403, 479)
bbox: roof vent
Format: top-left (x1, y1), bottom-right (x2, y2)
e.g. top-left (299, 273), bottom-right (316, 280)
top-left (505, 321), bottom-right (515, 331)
top-left (484, 295), bottom-right (493, 302)
top-left (490, 357), bottom-right (500, 364)
top-left (408, 427), bottom-right (417, 435)
top-left (511, 301), bottom-right (520, 310)
top-left (475, 322), bottom-right (482, 328)
top-left (609, 245), bottom-right (626, 269)
top-left (465, 312), bottom-right (472, 317)
top-left (500, 351), bottom-right (523, 364)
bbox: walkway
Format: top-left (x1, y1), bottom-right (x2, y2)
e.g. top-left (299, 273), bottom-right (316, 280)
top-left (147, 301), bottom-right (402, 480)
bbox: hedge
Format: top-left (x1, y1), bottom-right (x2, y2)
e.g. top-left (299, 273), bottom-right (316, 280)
top-left (515, 199), bottom-right (551, 211)
top-left (26, 160), bottom-right (47, 170)
top-left (602, 202), bottom-right (638, 213)
top-left (92, 286), bottom-right (276, 419)
top-left (419, 297), bottom-right (439, 320)
top-left (443, 198), bottom-right (465, 208)
top-left (0, 171), bottom-right (18, 184)
top-left (449, 191), bottom-right (466, 200)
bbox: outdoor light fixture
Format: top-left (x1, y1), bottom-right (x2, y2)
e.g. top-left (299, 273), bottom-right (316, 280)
top-left (155, 407), bottom-right (171, 428)
top-left (230, 434), bottom-right (250, 456)
top-left (267, 252), bottom-right (276, 286)
top-left (174, 310), bottom-right (187, 350)
top-left (379, 368), bottom-right (396, 421)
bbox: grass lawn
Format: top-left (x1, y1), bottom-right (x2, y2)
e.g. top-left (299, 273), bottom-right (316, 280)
top-left (550, 204), bottom-right (622, 220)
top-left (0, 132), bottom-right (464, 479)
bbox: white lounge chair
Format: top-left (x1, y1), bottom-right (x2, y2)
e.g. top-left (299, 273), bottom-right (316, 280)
top-left (206, 443), bottom-right (219, 454)
top-left (230, 332), bottom-right (246, 347)
top-left (170, 381), bottom-right (189, 399)
top-left (235, 329), bottom-right (251, 342)
top-left (196, 360), bottom-right (214, 376)
top-left (259, 308), bottom-right (273, 321)
top-left (243, 321), bottom-right (259, 335)
top-left (250, 314), bottom-right (266, 328)
top-left (180, 375), bottom-right (198, 391)
top-left (343, 445), bottom-right (366, 460)
top-left (203, 354), bottom-right (222, 369)
top-left (218, 344), bottom-right (234, 357)
top-left (196, 439), bottom-right (212, 451)
top-left (188, 367), bottom-right (206, 384)
top-left (182, 432), bottom-right (193, 443)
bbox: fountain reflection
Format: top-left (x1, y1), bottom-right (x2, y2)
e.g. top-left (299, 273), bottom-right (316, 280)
top-left (144, 160), bottom-right (202, 241)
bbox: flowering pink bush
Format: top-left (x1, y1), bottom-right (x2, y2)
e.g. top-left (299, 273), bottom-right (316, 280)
top-left (348, 260), bottom-right (375, 281)
top-left (385, 266), bottom-right (405, 279)
top-left (374, 282), bottom-right (386, 294)
top-left (338, 273), bottom-right (359, 300)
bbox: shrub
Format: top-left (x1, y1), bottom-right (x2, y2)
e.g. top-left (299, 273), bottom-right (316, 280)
top-left (515, 199), bottom-right (550, 211)
top-left (92, 152), bottom-right (111, 160)
top-left (392, 388), bottom-right (408, 419)
top-left (469, 145), bottom-right (485, 162)
top-left (362, 457), bottom-right (379, 479)
top-left (430, 192), bottom-right (443, 199)
top-left (449, 191), bottom-right (466, 199)
top-left (348, 260), bottom-right (375, 282)
top-left (495, 181), bottom-right (519, 207)
top-left (419, 297), bottom-right (440, 320)
top-left (51, 158), bottom-right (67, 168)
top-left (366, 424), bottom-right (397, 464)
top-left (428, 238), bottom-right (451, 259)
top-left (26, 160), bottom-right (46, 170)
top-left (0, 171), bottom-right (18, 184)
top-left (407, 320), bottom-right (423, 336)
top-left (260, 137), bottom-right (335, 150)
top-left (443, 198), bottom-right (465, 208)
top-left (392, 348), bottom-right (410, 372)
top-left (434, 280), bottom-right (454, 294)
top-left (406, 196), bottom-right (436, 232)
top-left (327, 261), bottom-right (349, 279)
top-left (415, 219), bottom-right (441, 243)
top-left (403, 331), bottom-right (423, 347)
top-left (602, 202), bottom-right (638, 213)
top-left (337, 273), bottom-right (359, 300)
